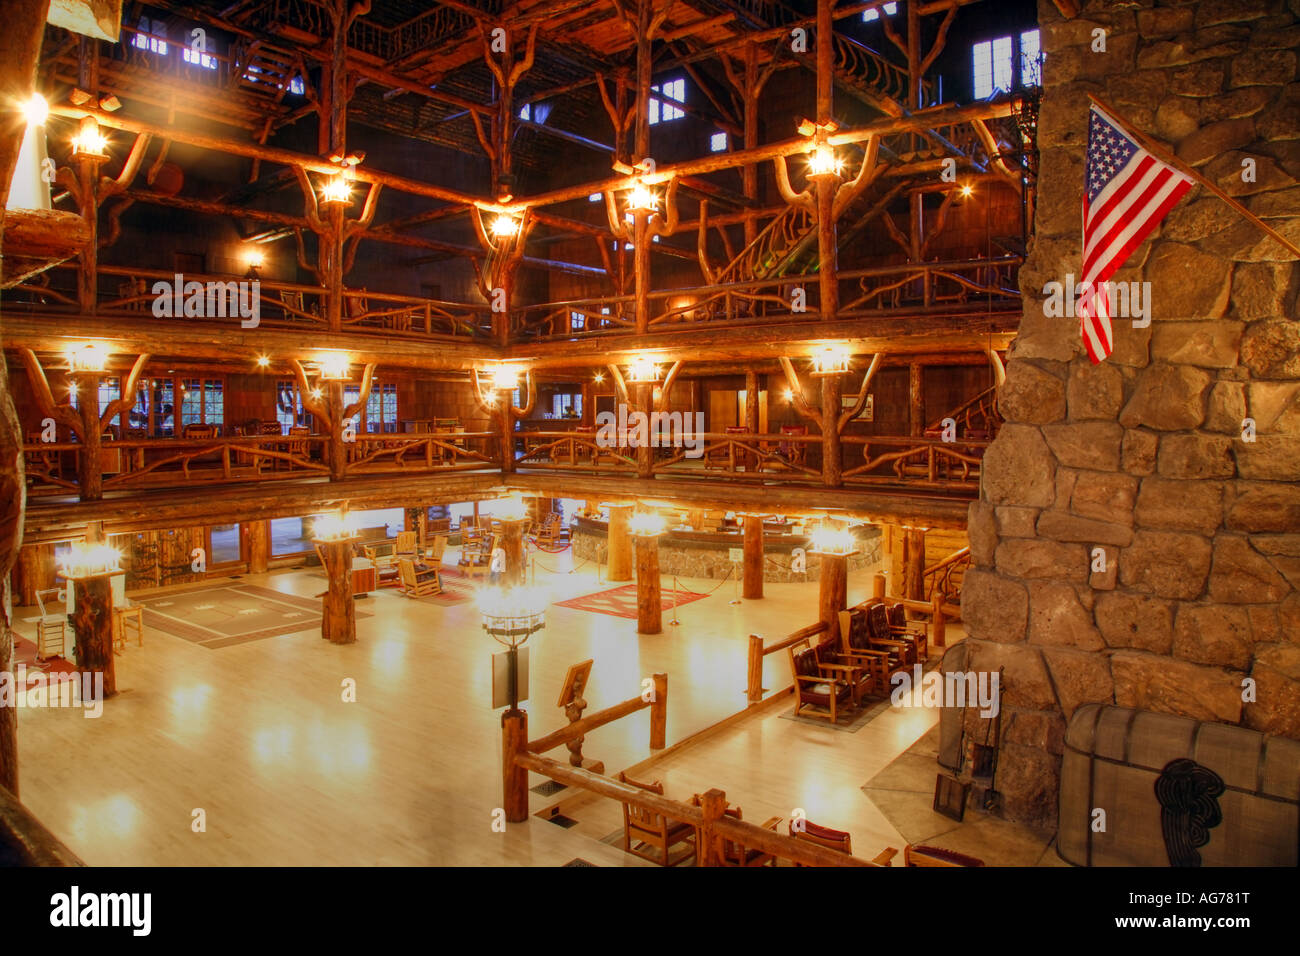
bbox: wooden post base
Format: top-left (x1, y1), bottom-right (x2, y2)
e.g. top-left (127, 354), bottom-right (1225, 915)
top-left (606, 504), bottom-right (633, 582)
top-left (502, 707), bottom-right (529, 823)
top-left (818, 553), bottom-right (848, 644)
top-left (742, 514), bottom-right (764, 600)
top-left (70, 576), bottom-right (117, 698)
top-left (318, 538), bottom-right (357, 644)
top-left (634, 534), bottom-right (662, 635)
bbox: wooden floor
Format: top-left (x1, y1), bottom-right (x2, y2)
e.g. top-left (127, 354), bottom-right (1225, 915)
top-left (11, 546), bottom-right (953, 866)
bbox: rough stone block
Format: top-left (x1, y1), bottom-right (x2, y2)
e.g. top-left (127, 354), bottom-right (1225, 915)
top-left (1041, 647), bottom-right (1115, 718)
top-left (1119, 364), bottom-right (1212, 430)
top-left (1028, 580), bottom-right (1106, 650)
top-left (1242, 643), bottom-right (1300, 738)
top-left (1134, 476), bottom-right (1225, 534)
top-left (1121, 428), bottom-right (1159, 475)
top-left (1071, 470), bottom-right (1138, 521)
top-left (999, 361), bottom-right (1068, 424)
top-left (1089, 544), bottom-right (1119, 590)
top-left (981, 424), bottom-right (1057, 507)
top-left (1208, 534), bottom-right (1292, 603)
top-left (1037, 510), bottom-right (1135, 547)
top-left (995, 538), bottom-right (1090, 583)
top-left (1246, 382), bottom-right (1300, 431)
top-left (1151, 322), bottom-right (1242, 369)
top-left (995, 506), bottom-right (1040, 538)
top-left (1095, 591), bottom-right (1175, 652)
top-left (1236, 435), bottom-right (1300, 480)
top-left (1066, 360), bottom-right (1124, 420)
top-left (1157, 433), bottom-right (1236, 478)
top-left (1043, 421), bottom-right (1124, 470)
top-left (967, 640), bottom-right (1057, 712)
top-left (1119, 530), bottom-right (1213, 599)
top-left (967, 500), bottom-right (997, 567)
top-left (993, 742), bottom-right (1061, 831)
top-left (1229, 48), bottom-right (1297, 87)
top-left (1241, 320), bottom-right (1300, 379)
top-left (1178, 118), bottom-right (1259, 166)
top-left (1206, 381), bottom-right (1248, 432)
top-left (1112, 651), bottom-right (1243, 723)
top-left (961, 569), bottom-right (1029, 643)
top-left (1227, 484), bottom-right (1300, 532)
top-left (1172, 603), bottom-right (1254, 669)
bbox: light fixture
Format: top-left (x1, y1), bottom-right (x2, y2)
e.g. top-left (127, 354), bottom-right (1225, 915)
top-left (626, 354), bottom-right (661, 384)
top-left (56, 542), bottom-right (122, 578)
top-left (244, 247), bottom-right (265, 270)
top-left (782, 387), bottom-right (794, 403)
top-left (593, 371), bottom-right (605, 384)
top-left (310, 387), bottom-right (323, 400)
top-left (625, 179), bottom-right (658, 213)
top-left (318, 353), bottom-right (351, 381)
top-left (808, 524), bottom-right (858, 556)
top-left (489, 213), bottom-right (520, 239)
top-left (319, 172), bottom-right (352, 206)
top-left (488, 363), bottom-right (523, 392)
top-left (66, 342), bottom-right (108, 372)
top-left (312, 510), bottom-right (361, 542)
top-left (490, 494), bottom-right (529, 522)
top-left (628, 512), bottom-right (666, 537)
top-left (811, 343), bottom-right (852, 376)
top-left (959, 183), bottom-right (973, 198)
top-left (807, 143), bottom-right (842, 179)
top-left (71, 116), bottom-right (108, 159)
top-left (22, 93), bottom-right (49, 126)
top-left (256, 355), bottom-right (270, 368)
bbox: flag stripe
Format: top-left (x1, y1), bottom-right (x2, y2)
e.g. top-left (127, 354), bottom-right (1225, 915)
top-left (1084, 173), bottom-right (1190, 282)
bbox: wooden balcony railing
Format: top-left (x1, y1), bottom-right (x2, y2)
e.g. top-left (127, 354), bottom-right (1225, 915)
top-left (0, 784), bottom-right (84, 866)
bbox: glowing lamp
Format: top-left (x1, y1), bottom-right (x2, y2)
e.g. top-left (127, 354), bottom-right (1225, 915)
top-left (319, 173), bottom-right (352, 205)
top-left (489, 363), bottom-right (523, 392)
top-left (490, 494), bottom-right (529, 522)
top-left (71, 117), bottom-right (108, 159)
top-left (256, 355), bottom-right (270, 368)
top-left (808, 525), bottom-right (858, 556)
top-left (490, 214), bottom-right (520, 239)
top-left (312, 511), bottom-right (361, 542)
top-left (67, 343), bottom-right (108, 372)
top-left (811, 343), bottom-right (852, 377)
top-left (627, 355), bottom-right (661, 384)
top-left (244, 247), bottom-right (265, 270)
top-left (628, 512), bottom-right (667, 537)
top-left (960, 184), bottom-right (973, 198)
top-left (478, 585), bottom-right (546, 648)
top-left (808, 143), bottom-right (841, 179)
top-left (22, 93), bottom-right (49, 126)
top-left (318, 353), bottom-right (351, 381)
top-left (57, 542), bottom-right (122, 579)
top-left (625, 180), bottom-right (658, 213)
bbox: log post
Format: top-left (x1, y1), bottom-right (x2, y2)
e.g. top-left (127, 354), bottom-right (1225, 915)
top-left (909, 363), bottom-right (924, 437)
top-left (902, 528), bottom-right (926, 602)
top-left (498, 516), bottom-right (528, 586)
top-left (502, 706), bottom-right (529, 823)
top-left (633, 532), bottom-right (662, 635)
top-left (326, 380), bottom-right (347, 480)
top-left (742, 513), bottom-right (764, 600)
top-left (932, 592), bottom-right (947, 649)
top-left (606, 503), bottom-right (633, 582)
top-left (70, 371), bottom-right (104, 501)
top-left (696, 788), bottom-right (728, 867)
top-left (820, 375), bottom-right (842, 487)
top-left (746, 633), bottom-right (765, 704)
top-left (634, 380), bottom-right (654, 478)
top-left (818, 552), bottom-right (848, 644)
top-left (68, 574), bottom-right (116, 698)
top-left (649, 672), bottom-right (667, 749)
top-left (247, 520), bottom-right (270, 574)
top-left (317, 537), bottom-right (356, 644)
top-left (872, 572), bottom-right (886, 600)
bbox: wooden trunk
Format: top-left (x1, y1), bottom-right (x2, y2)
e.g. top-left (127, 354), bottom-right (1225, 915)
top-left (606, 503), bottom-right (633, 582)
top-left (820, 376), bottom-right (842, 487)
top-left (318, 538), bottom-right (356, 644)
top-left (634, 534), bottom-right (662, 635)
top-left (499, 517), bottom-right (527, 586)
top-left (70, 575), bottom-right (116, 698)
top-left (902, 528), bottom-right (926, 601)
top-left (742, 513), bottom-right (764, 600)
top-left (818, 553), bottom-right (848, 644)
top-left (246, 520), bottom-right (270, 574)
top-left (502, 708), bottom-right (529, 823)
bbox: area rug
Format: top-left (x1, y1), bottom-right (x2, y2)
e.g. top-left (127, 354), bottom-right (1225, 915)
top-left (10, 633), bottom-right (79, 690)
top-left (553, 584), bottom-right (708, 620)
top-left (404, 576), bottom-right (476, 606)
top-left (135, 583), bottom-right (369, 649)
top-left (778, 696), bottom-right (893, 733)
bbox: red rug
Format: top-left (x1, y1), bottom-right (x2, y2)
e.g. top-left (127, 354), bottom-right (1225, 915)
top-left (11, 633), bottom-right (79, 690)
top-left (408, 576), bottom-right (475, 606)
top-left (552, 584), bottom-right (707, 620)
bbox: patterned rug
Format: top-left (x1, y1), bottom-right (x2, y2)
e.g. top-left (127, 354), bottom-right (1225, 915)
top-left (10, 633), bottom-right (79, 690)
top-left (135, 583), bottom-right (370, 649)
top-left (405, 575), bottom-right (476, 606)
top-left (553, 584), bottom-right (708, 620)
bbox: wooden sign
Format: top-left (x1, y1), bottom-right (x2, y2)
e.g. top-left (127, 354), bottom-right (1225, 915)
top-left (557, 658), bottom-right (593, 708)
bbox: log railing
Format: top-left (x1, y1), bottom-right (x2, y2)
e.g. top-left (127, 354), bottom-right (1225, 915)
top-left (517, 431), bottom-right (638, 470)
top-left (843, 435), bottom-right (989, 488)
top-left (345, 432), bottom-right (497, 473)
top-left (0, 785), bottom-right (84, 866)
top-left (923, 546), bottom-right (969, 616)
top-left (746, 621), bottom-right (828, 704)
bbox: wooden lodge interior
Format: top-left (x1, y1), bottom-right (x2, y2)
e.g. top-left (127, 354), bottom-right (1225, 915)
top-left (0, 0), bottom-right (1179, 869)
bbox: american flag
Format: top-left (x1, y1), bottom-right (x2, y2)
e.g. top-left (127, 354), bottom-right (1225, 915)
top-left (1080, 104), bottom-right (1193, 363)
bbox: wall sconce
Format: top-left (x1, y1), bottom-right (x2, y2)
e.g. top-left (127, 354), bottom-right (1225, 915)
top-left (807, 524), bottom-right (858, 556)
top-left (593, 371), bottom-right (606, 384)
top-left (312, 510), bottom-right (361, 542)
top-left (810, 343), bottom-right (851, 377)
top-left (317, 353), bottom-right (351, 381)
top-left (256, 355), bottom-right (270, 368)
top-left (56, 542), bottom-right (122, 579)
top-left (959, 183), bottom-right (974, 198)
top-left (488, 363), bottom-right (523, 392)
top-left (319, 171), bottom-right (352, 206)
top-left (807, 142), bottom-right (842, 179)
top-left (628, 512), bottom-right (667, 537)
top-left (490, 214), bottom-right (521, 239)
top-left (243, 247), bottom-right (265, 274)
top-left (71, 116), bottom-right (108, 159)
top-left (66, 343), bottom-right (108, 372)
top-left (490, 493), bottom-right (529, 522)
top-left (625, 180), bottom-right (658, 213)
top-left (310, 387), bottom-right (323, 400)
top-left (627, 355), bottom-right (661, 384)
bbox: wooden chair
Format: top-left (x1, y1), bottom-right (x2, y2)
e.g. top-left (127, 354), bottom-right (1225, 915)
top-left (459, 533), bottom-right (497, 580)
top-left (114, 604), bottom-right (144, 652)
top-left (843, 601), bottom-right (913, 672)
top-left (395, 531), bottom-right (418, 556)
top-left (865, 599), bottom-right (919, 667)
top-left (886, 601), bottom-right (929, 661)
top-left (397, 558), bottom-right (443, 597)
top-left (790, 819), bottom-right (853, 864)
top-left (904, 844), bottom-right (985, 867)
top-left (363, 544), bottom-right (400, 588)
top-left (533, 512), bottom-right (564, 548)
top-left (837, 610), bottom-right (893, 698)
top-left (777, 424), bottom-right (809, 468)
top-left (182, 423), bottom-right (219, 439)
top-left (34, 588), bottom-right (67, 661)
top-left (691, 798), bottom-right (779, 867)
top-left (426, 535), bottom-right (448, 565)
top-left (787, 638), bottom-right (855, 724)
top-left (616, 772), bottom-right (696, 866)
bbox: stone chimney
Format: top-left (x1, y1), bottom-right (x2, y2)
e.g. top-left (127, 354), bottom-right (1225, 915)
top-left (963, 0), bottom-right (1300, 829)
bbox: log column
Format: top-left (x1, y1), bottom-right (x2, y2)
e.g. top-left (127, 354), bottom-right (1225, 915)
top-left (247, 520), bottom-right (270, 575)
top-left (65, 572), bottom-right (117, 698)
top-left (820, 375), bottom-right (842, 487)
top-left (633, 532), bottom-right (662, 635)
top-left (498, 516), bottom-right (528, 586)
top-left (742, 513), bottom-right (764, 600)
top-left (70, 370), bottom-right (104, 501)
top-left (902, 528), bottom-right (926, 602)
top-left (316, 537), bottom-right (357, 644)
top-left (502, 707), bottom-right (529, 823)
top-left (606, 504), bottom-right (634, 582)
top-left (817, 553), bottom-right (848, 644)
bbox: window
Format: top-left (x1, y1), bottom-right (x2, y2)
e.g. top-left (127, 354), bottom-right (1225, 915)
top-left (518, 103), bottom-right (531, 122)
top-left (552, 393), bottom-right (581, 419)
top-left (366, 383), bottom-right (397, 433)
top-left (863, 2), bottom-right (897, 21)
top-left (571, 311), bottom-right (587, 331)
top-left (974, 32), bottom-right (1036, 98)
top-left (1020, 29), bottom-right (1042, 88)
top-left (176, 378), bottom-right (223, 427)
top-left (129, 387), bottom-right (149, 431)
top-left (182, 47), bottom-right (217, 70)
top-left (133, 17), bottom-right (168, 55)
top-left (710, 131), bottom-right (728, 153)
top-left (289, 75), bottom-right (305, 95)
top-left (276, 380), bottom-right (312, 432)
top-left (588, 193), bottom-right (602, 202)
top-left (153, 380), bottom-right (175, 436)
top-left (344, 385), bottom-right (361, 433)
top-left (69, 377), bottom-right (120, 417)
top-left (649, 78), bottom-right (685, 124)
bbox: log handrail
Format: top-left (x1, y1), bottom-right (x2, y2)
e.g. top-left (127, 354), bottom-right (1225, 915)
top-left (0, 785), bottom-right (84, 867)
top-left (746, 621), bottom-right (828, 704)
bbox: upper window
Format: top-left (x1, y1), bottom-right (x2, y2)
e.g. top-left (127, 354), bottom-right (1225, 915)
top-left (133, 17), bottom-right (168, 55)
top-left (288, 75), bottom-right (305, 94)
top-left (518, 103), bottom-right (531, 122)
top-left (973, 30), bottom-right (1040, 98)
top-left (710, 131), bottom-right (728, 153)
top-left (649, 78), bottom-right (685, 125)
top-left (863, 2), bottom-right (897, 21)
top-left (183, 47), bottom-right (217, 70)
top-left (367, 384), bottom-right (397, 434)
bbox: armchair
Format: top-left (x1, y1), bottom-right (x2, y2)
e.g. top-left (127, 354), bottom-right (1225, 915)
top-left (788, 638), bottom-right (855, 724)
top-left (616, 772), bottom-right (696, 866)
top-left (397, 558), bottom-right (443, 597)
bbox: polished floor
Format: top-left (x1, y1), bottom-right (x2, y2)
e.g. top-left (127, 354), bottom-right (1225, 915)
top-left (12, 545), bottom-right (958, 866)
